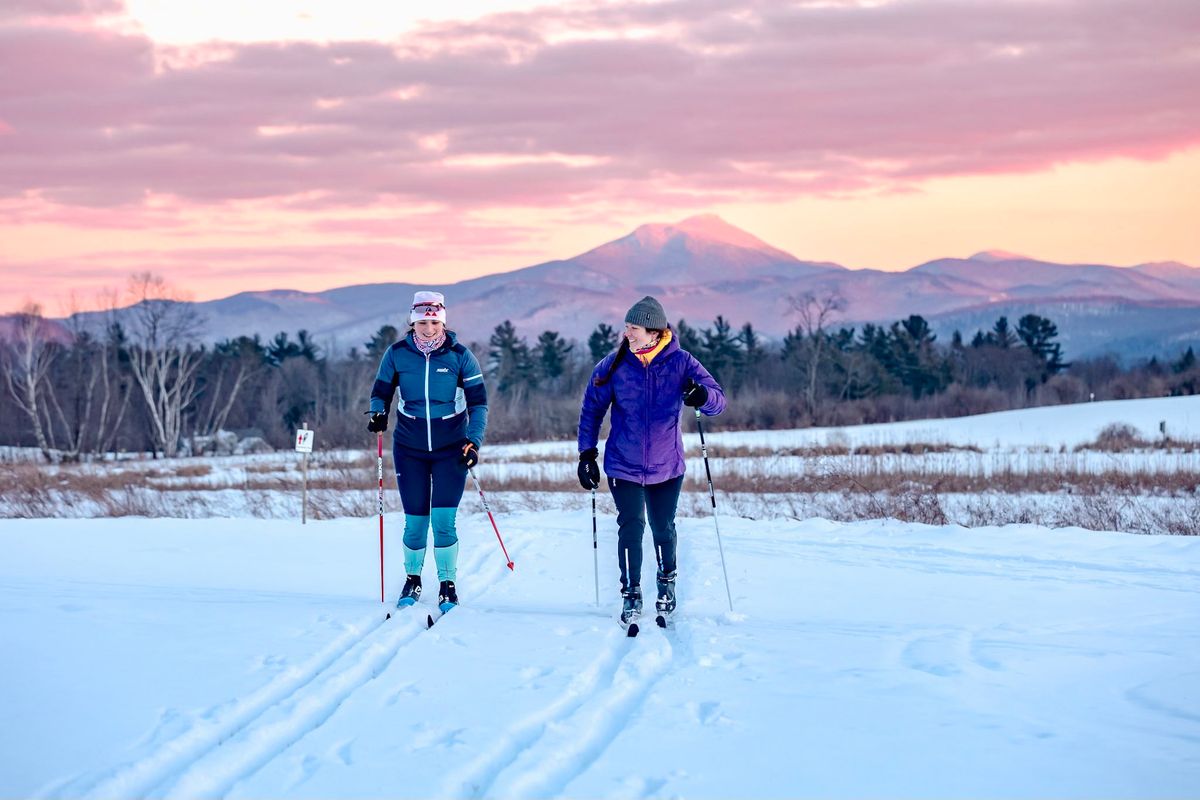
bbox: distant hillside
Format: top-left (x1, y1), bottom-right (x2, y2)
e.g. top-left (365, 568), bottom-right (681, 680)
top-left (39, 216), bottom-right (1200, 361)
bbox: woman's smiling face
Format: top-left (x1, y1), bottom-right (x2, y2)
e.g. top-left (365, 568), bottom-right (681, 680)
top-left (414, 319), bottom-right (444, 339)
top-left (624, 323), bottom-right (659, 350)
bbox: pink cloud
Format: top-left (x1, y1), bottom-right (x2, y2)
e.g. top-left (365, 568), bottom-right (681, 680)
top-left (0, 0), bottom-right (1198, 212)
top-left (1, 0), bottom-right (124, 21)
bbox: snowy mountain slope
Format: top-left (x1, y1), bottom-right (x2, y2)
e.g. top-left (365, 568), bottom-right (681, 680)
top-left (42, 215), bottom-right (1200, 358)
top-left (3, 510), bottom-right (1199, 798)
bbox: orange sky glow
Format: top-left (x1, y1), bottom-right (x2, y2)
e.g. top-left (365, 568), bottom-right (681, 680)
top-left (2, 0), bottom-right (1198, 315)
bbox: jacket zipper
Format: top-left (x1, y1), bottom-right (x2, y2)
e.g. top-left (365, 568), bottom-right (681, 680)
top-left (424, 351), bottom-right (433, 451)
top-left (642, 359), bottom-right (651, 485)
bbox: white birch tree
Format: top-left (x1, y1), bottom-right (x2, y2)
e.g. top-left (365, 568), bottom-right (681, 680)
top-left (124, 273), bottom-right (205, 457)
top-left (1, 303), bottom-right (59, 461)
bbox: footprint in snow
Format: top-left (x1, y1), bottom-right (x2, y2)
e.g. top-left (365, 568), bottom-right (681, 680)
top-left (687, 700), bottom-right (731, 726)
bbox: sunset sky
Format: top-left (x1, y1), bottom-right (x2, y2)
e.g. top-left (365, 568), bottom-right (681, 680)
top-left (2, 0), bottom-right (1198, 315)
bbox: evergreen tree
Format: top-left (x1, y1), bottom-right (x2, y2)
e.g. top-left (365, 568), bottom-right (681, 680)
top-left (736, 322), bottom-right (764, 388)
top-left (1016, 313), bottom-right (1066, 380)
top-left (535, 330), bottom-right (574, 383)
top-left (738, 322), bottom-right (763, 359)
top-left (364, 325), bottom-right (399, 360)
top-left (587, 322), bottom-right (619, 362)
top-left (674, 319), bottom-right (702, 353)
top-left (888, 315), bottom-right (947, 398)
top-left (267, 332), bottom-right (300, 365)
top-left (700, 315), bottom-right (741, 384)
top-left (295, 330), bottom-right (322, 363)
top-left (990, 316), bottom-right (1017, 348)
top-left (488, 321), bottom-right (534, 394)
top-left (1174, 346), bottom-right (1196, 374)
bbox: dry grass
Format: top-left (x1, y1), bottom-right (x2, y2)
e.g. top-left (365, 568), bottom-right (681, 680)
top-left (2, 446), bottom-right (1197, 535)
top-left (1077, 423), bottom-right (1199, 453)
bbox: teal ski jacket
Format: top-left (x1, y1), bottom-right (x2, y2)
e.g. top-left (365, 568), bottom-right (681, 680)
top-left (370, 331), bottom-right (488, 452)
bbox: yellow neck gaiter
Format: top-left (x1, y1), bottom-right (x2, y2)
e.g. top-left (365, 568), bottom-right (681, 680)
top-left (635, 328), bottom-right (672, 367)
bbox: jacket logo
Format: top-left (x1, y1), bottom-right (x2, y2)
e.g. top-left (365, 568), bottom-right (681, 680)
top-left (436, 367), bottom-right (450, 373)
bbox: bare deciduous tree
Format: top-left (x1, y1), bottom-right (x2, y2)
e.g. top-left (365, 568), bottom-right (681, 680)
top-left (1, 303), bottom-right (59, 461)
top-left (788, 291), bottom-right (847, 419)
top-left (124, 273), bottom-right (206, 457)
top-left (93, 291), bottom-right (135, 456)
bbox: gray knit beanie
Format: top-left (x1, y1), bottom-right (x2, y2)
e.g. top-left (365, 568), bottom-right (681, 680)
top-left (624, 295), bottom-right (668, 329)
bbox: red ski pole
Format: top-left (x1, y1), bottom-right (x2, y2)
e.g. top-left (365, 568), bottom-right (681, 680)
top-left (469, 467), bottom-right (514, 570)
top-left (377, 431), bottom-right (385, 603)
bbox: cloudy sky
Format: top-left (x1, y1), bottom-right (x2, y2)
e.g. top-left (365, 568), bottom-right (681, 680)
top-left (2, 0), bottom-right (1198, 313)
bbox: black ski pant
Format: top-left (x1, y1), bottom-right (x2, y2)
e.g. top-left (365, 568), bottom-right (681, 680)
top-left (609, 474), bottom-right (683, 594)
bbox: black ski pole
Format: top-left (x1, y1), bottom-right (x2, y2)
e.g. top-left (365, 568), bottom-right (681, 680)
top-left (591, 486), bottom-right (600, 606)
top-left (695, 408), bottom-right (734, 612)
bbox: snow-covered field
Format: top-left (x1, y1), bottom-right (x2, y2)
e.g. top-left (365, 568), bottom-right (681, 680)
top-left (2, 396), bottom-right (1199, 798)
top-left (3, 513), bottom-right (1199, 798)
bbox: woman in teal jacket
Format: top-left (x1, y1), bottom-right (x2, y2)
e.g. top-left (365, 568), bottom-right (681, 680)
top-left (367, 291), bottom-right (488, 610)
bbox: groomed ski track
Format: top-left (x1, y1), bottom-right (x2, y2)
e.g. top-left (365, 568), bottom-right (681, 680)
top-left (48, 525), bottom-right (702, 800)
top-left (53, 542), bottom-right (520, 800)
top-left (23, 510), bottom-right (1200, 799)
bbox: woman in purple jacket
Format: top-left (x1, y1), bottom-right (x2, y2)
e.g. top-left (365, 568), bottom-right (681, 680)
top-left (577, 296), bottom-right (726, 627)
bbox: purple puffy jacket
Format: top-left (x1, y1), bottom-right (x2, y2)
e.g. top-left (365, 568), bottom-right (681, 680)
top-left (578, 335), bottom-right (726, 485)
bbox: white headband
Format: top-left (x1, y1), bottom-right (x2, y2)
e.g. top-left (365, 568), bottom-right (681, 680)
top-left (410, 291), bottom-right (447, 325)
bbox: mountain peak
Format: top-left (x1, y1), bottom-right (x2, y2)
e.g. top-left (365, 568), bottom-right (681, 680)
top-left (968, 250), bottom-right (1032, 263)
top-left (630, 214), bottom-right (786, 255)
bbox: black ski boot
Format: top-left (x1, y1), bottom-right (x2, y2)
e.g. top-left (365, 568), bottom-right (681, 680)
top-left (438, 580), bottom-right (458, 613)
top-left (397, 574), bottom-right (422, 608)
top-left (620, 586), bottom-right (643, 635)
top-left (655, 570), bottom-right (677, 624)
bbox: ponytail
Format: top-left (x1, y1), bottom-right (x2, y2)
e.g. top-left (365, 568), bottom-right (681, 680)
top-left (593, 338), bottom-right (628, 386)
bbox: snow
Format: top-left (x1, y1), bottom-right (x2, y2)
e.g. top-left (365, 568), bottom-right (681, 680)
top-left (3, 396), bottom-right (1200, 797)
top-left (483, 395), bottom-right (1200, 460)
top-left (3, 512), bottom-right (1199, 798)
top-left (697, 395), bottom-right (1200, 452)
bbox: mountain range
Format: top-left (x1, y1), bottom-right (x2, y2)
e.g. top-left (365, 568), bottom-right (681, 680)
top-left (49, 215), bottom-right (1200, 360)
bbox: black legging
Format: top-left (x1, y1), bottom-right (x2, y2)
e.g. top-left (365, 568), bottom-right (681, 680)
top-left (608, 474), bottom-right (683, 593)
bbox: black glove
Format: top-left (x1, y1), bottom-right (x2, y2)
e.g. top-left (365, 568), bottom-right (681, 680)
top-left (459, 440), bottom-right (479, 469)
top-left (366, 412), bottom-right (388, 433)
top-left (577, 447), bottom-right (600, 490)
top-left (682, 379), bottom-right (708, 408)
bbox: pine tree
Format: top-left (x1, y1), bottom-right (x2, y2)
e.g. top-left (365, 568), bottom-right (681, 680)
top-left (1173, 346), bottom-right (1196, 374)
top-left (1016, 313), bottom-right (1067, 379)
top-left (295, 330), bottom-right (322, 363)
top-left (990, 316), bottom-right (1017, 348)
top-left (364, 325), bottom-right (399, 360)
top-left (488, 321), bottom-right (534, 394)
top-left (674, 319), bottom-right (702, 353)
top-left (700, 316), bottom-right (741, 385)
top-left (535, 330), bottom-right (574, 383)
top-left (267, 332), bottom-right (300, 365)
top-left (888, 315), bottom-right (947, 398)
top-left (736, 322), bottom-right (764, 388)
top-left (587, 322), bottom-right (619, 362)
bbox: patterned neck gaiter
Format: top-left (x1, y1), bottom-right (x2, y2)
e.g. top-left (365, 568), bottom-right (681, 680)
top-left (413, 331), bottom-right (446, 355)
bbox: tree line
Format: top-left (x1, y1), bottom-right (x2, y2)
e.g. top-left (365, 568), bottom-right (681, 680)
top-left (2, 283), bottom-right (1197, 461)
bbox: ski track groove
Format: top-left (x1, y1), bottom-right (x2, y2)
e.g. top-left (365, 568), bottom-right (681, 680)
top-left (72, 608), bottom-right (393, 800)
top-left (440, 623), bottom-right (677, 799)
top-left (498, 631), bottom-right (676, 798)
top-left (164, 614), bottom-right (429, 799)
top-left (73, 540), bottom-right (501, 800)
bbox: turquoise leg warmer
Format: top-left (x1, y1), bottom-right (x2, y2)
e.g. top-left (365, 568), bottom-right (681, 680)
top-left (431, 507), bottom-right (459, 582)
top-left (434, 542), bottom-right (459, 583)
top-left (403, 514), bottom-right (430, 575)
